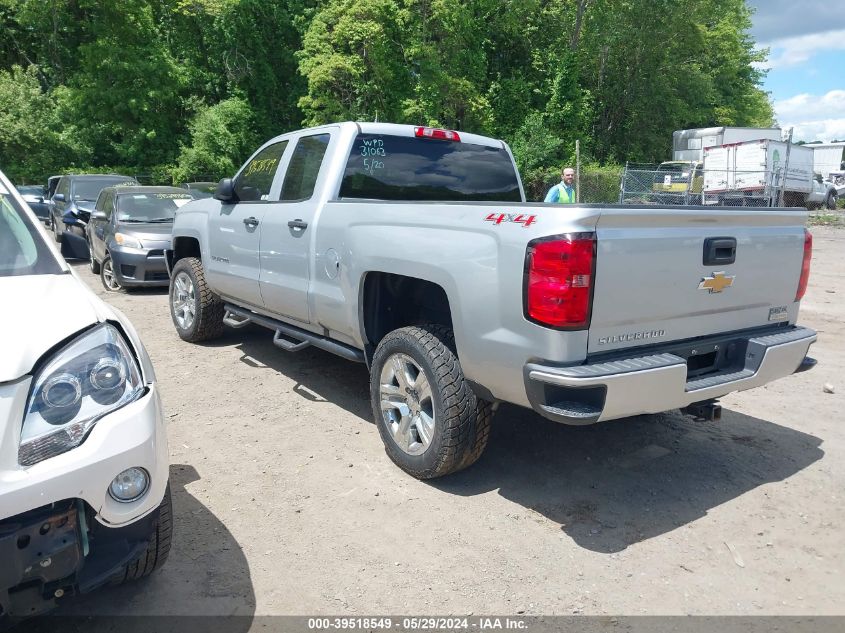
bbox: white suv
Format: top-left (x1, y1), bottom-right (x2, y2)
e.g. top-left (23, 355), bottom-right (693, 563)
top-left (0, 169), bottom-right (171, 621)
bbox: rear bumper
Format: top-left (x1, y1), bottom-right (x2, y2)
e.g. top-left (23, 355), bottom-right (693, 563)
top-left (525, 326), bottom-right (817, 425)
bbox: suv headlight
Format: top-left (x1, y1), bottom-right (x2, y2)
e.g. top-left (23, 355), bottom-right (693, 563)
top-left (20, 324), bottom-right (144, 466)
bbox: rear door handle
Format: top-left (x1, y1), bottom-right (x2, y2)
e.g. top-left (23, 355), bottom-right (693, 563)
top-left (288, 219), bottom-right (308, 230)
top-left (243, 217), bottom-right (259, 227)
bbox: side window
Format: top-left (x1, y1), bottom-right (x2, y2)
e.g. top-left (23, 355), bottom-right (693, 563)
top-left (103, 193), bottom-right (114, 219)
top-left (281, 134), bottom-right (330, 201)
top-left (57, 178), bottom-right (70, 199)
top-left (235, 141), bottom-right (288, 202)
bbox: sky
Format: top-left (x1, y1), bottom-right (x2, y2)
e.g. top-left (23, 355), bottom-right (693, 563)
top-left (746, 0), bottom-right (845, 142)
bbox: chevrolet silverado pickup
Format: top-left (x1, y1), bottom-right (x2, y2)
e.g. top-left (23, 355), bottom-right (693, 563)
top-left (165, 122), bottom-right (816, 479)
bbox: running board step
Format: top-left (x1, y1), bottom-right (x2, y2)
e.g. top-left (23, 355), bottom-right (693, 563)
top-left (222, 303), bottom-right (365, 363)
top-left (273, 330), bottom-right (310, 352)
top-left (223, 310), bottom-right (251, 329)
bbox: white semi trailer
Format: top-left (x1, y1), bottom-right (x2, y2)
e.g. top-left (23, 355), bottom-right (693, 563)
top-left (673, 126), bottom-right (782, 161)
top-left (703, 139), bottom-right (838, 209)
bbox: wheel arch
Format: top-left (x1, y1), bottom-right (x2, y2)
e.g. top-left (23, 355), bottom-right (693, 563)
top-left (360, 272), bottom-right (454, 366)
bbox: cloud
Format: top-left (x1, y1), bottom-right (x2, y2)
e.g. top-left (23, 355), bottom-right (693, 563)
top-left (774, 90), bottom-right (845, 141)
top-left (747, 0), bottom-right (845, 42)
top-left (754, 29), bottom-right (845, 70)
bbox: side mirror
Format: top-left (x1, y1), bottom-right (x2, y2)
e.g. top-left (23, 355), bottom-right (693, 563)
top-left (214, 178), bottom-right (237, 202)
top-left (53, 193), bottom-right (66, 203)
top-left (91, 210), bottom-right (108, 221)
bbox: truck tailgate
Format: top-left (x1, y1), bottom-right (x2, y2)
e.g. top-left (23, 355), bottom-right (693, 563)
top-left (588, 208), bottom-right (808, 354)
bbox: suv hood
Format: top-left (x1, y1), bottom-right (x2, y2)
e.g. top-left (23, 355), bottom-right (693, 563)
top-left (0, 274), bottom-right (103, 382)
top-left (117, 223), bottom-right (174, 242)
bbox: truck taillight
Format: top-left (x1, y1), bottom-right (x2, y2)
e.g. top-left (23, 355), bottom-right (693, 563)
top-left (796, 229), bottom-right (812, 301)
top-left (525, 233), bottom-right (595, 329)
top-left (414, 126), bottom-right (461, 141)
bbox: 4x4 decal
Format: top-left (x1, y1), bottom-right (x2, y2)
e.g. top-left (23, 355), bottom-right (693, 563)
top-left (484, 212), bottom-right (537, 227)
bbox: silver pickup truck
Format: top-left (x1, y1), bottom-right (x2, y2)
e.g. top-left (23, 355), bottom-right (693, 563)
top-left (165, 122), bottom-right (817, 479)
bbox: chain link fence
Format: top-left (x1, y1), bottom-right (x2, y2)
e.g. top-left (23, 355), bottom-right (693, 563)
top-left (530, 163), bottom-right (843, 212)
top-left (618, 163), bottom-right (815, 208)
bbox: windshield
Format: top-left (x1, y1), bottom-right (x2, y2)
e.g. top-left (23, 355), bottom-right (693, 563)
top-left (339, 133), bottom-right (522, 202)
top-left (116, 192), bottom-right (193, 223)
top-left (17, 185), bottom-right (44, 198)
top-left (184, 182), bottom-right (216, 198)
top-left (0, 184), bottom-right (62, 276)
top-left (72, 176), bottom-right (137, 201)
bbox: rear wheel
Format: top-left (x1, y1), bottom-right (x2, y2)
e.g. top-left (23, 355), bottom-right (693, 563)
top-left (169, 257), bottom-right (224, 342)
top-left (100, 256), bottom-right (122, 292)
top-left (370, 324), bottom-right (492, 479)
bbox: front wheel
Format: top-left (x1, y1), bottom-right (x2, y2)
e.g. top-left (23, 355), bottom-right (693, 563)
top-left (826, 191), bottom-right (838, 211)
top-left (100, 256), bottom-right (123, 292)
top-left (112, 483), bottom-right (173, 584)
top-left (370, 325), bottom-right (492, 479)
top-left (169, 257), bottom-right (224, 342)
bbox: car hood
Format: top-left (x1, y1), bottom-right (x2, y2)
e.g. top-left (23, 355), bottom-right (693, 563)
top-left (117, 223), bottom-right (174, 245)
top-left (0, 274), bottom-right (107, 382)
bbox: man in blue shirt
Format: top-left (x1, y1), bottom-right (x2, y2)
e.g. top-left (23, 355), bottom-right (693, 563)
top-left (544, 167), bottom-right (576, 204)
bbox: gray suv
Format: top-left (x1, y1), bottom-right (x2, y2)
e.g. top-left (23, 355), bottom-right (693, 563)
top-left (87, 186), bottom-right (192, 291)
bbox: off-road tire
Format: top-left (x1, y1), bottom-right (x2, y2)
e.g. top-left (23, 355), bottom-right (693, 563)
top-left (826, 191), bottom-right (838, 211)
top-left (370, 324), bottom-right (492, 479)
top-left (113, 483), bottom-right (173, 584)
top-left (169, 256), bottom-right (224, 342)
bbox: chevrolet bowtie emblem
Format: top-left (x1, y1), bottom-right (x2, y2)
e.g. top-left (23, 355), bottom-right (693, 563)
top-left (699, 271), bottom-right (735, 293)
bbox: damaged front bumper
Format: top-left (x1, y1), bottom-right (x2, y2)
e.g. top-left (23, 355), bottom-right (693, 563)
top-left (0, 496), bottom-right (161, 619)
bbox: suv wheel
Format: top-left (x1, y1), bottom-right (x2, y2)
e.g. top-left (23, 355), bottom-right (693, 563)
top-left (169, 257), bottom-right (224, 342)
top-left (826, 191), bottom-right (838, 210)
top-left (370, 324), bottom-right (492, 479)
top-left (100, 255), bottom-right (122, 292)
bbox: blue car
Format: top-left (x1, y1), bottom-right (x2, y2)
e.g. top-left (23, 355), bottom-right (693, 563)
top-left (49, 174), bottom-right (139, 244)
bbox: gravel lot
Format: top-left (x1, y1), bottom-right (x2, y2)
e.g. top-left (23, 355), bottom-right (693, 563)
top-left (39, 226), bottom-right (844, 621)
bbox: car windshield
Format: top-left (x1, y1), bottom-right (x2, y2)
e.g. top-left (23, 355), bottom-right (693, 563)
top-left (0, 184), bottom-right (62, 276)
top-left (116, 192), bottom-right (193, 223)
top-left (72, 177), bottom-right (137, 201)
top-left (184, 182), bottom-right (216, 199)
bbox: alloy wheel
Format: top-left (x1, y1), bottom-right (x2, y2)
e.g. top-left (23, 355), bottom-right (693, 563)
top-left (378, 353), bottom-right (436, 455)
top-left (172, 271), bottom-right (196, 330)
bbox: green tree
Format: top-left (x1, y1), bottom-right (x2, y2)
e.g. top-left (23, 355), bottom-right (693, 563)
top-left (171, 96), bottom-right (259, 183)
top-left (0, 64), bottom-right (85, 182)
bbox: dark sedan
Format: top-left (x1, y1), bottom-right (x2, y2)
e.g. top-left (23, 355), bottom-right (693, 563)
top-left (87, 186), bottom-right (193, 291)
top-left (49, 174), bottom-right (139, 244)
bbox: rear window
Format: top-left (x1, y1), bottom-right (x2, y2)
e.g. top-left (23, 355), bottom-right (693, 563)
top-left (339, 133), bottom-right (521, 202)
top-left (72, 176), bottom-right (137, 201)
top-left (0, 185), bottom-right (62, 276)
